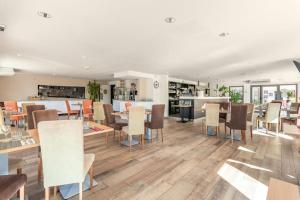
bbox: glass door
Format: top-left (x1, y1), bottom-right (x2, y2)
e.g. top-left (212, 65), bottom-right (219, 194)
top-left (262, 86), bottom-right (278, 104)
top-left (251, 86), bottom-right (261, 105)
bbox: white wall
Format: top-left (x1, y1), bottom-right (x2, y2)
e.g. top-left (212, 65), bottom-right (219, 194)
top-left (0, 73), bottom-right (91, 101)
top-left (153, 75), bottom-right (169, 117)
top-left (136, 78), bottom-right (153, 101)
top-left (101, 85), bottom-right (111, 104)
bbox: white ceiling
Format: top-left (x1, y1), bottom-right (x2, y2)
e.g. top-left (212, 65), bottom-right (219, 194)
top-left (1, 0), bottom-right (300, 83)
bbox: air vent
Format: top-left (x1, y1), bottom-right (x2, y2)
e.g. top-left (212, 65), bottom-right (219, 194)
top-left (0, 24), bottom-right (6, 32)
top-left (293, 60), bottom-right (300, 72)
top-left (244, 79), bottom-right (271, 84)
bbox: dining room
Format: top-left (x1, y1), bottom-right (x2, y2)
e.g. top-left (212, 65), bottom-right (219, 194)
top-left (1, 1), bottom-right (300, 200)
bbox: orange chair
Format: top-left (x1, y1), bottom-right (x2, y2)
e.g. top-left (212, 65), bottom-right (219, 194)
top-left (4, 101), bottom-right (24, 126)
top-left (65, 100), bottom-right (79, 119)
top-left (83, 100), bottom-right (93, 120)
top-left (125, 102), bottom-right (132, 112)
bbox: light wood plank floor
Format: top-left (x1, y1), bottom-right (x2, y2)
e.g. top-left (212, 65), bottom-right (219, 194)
top-left (9, 118), bottom-right (300, 200)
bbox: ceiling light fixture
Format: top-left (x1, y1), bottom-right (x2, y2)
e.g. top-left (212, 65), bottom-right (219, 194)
top-left (83, 66), bottom-right (91, 70)
top-left (17, 53), bottom-right (21, 57)
top-left (0, 24), bottom-right (6, 32)
top-left (219, 32), bottom-right (229, 37)
top-left (165, 17), bottom-right (176, 23)
top-left (37, 11), bottom-right (52, 18)
top-left (81, 55), bottom-right (87, 59)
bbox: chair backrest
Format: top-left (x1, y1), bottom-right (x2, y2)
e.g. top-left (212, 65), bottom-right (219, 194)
top-left (0, 109), bottom-right (4, 126)
top-left (65, 100), bottom-right (71, 113)
top-left (38, 120), bottom-right (84, 187)
top-left (93, 102), bottom-right (105, 121)
top-left (33, 109), bottom-right (59, 129)
top-left (245, 103), bottom-right (255, 122)
top-left (290, 103), bottom-right (300, 114)
top-left (128, 106), bottom-right (145, 136)
top-left (103, 104), bottom-right (115, 124)
top-left (22, 103), bottom-right (35, 114)
top-left (26, 105), bottom-right (46, 129)
top-left (271, 100), bottom-right (282, 107)
top-left (205, 104), bottom-right (220, 127)
top-left (83, 100), bottom-right (92, 114)
top-left (230, 104), bottom-right (248, 130)
top-left (219, 102), bottom-right (231, 110)
top-left (266, 103), bottom-right (281, 123)
top-left (4, 101), bottom-right (18, 112)
top-left (150, 104), bottom-right (165, 129)
top-left (125, 102), bottom-right (132, 112)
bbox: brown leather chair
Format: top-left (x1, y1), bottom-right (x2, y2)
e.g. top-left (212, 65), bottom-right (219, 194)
top-left (289, 102), bottom-right (300, 114)
top-left (280, 102), bottom-right (300, 130)
top-left (103, 104), bottom-right (128, 141)
top-left (26, 105), bottom-right (45, 130)
top-left (225, 104), bottom-right (248, 144)
top-left (145, 104), bottom-right (165, 142)
top-left (32, 109), bottom-right (59, 183)
top-left (32, 109), bottom-right (59, 129)
top-left (0, 174), bottom-right (27, 200)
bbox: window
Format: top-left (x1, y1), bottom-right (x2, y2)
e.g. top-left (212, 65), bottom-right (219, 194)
top-left (250, 84), bottom-right (297, 105)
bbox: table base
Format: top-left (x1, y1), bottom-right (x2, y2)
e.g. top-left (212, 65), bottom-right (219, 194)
top-left (59, 175), bottom-right (97, 199)
top-left (120, 139), bottom-right (140, 146)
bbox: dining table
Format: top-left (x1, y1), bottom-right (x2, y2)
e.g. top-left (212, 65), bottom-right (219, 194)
top-left (111, 109), bottom-right (154, 144)
top-left (0, 121), bottom-right (114, 199)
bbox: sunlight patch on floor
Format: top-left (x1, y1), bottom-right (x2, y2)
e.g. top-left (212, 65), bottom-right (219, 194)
top-left (227, 159), bottom-right (272, 172)
top-left (218, 163), bottom-right (268, 200)
top-left (238, 146), bottom-right (256, 153)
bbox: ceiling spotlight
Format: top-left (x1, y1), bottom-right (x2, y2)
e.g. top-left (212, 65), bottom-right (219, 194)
top-left (17, 53), bottom-right (21, 57)
top-left (165, 17), bottom-right (176, 23)
top-left (37, 11), bottom-right (52, 18)
top-left (219, 32), bottom-right (229, 37)
top-left (0, 24), bottom-right (6, 32)
top-left (81, 55), bottom-right (87, 59)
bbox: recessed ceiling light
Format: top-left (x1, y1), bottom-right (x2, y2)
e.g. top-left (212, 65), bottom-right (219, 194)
top-left (83, 66), bottom-right (91, 70)
top-left (219, 32), bottom-right (229, 37)
top-left (37, 11), bottom-right (52, 18)
top-left (81, 55), bottom-right (87, 59)
top-left (0, 24), bottom-right (6, 32)
top-left (17, 53), bottom-right (21, 57)
top-left (165, 17), bottom-right (176, 23)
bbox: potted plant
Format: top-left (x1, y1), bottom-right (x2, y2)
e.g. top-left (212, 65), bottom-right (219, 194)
top-left (229, 90), bottom-right (242, 103)
top-left (87, 80), bottom-right (100, 102)
top-left (287, 91), bottom-right (294, 102)
top-left (218, 85), bottom-right (229, 97)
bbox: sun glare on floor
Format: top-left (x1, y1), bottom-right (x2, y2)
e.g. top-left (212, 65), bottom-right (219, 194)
top-left (227, 159), bottom-right (272, 172)
top-left (238, 146), bottom-right (256, 153)
top-left (218, 163), bottom-right (268, 200)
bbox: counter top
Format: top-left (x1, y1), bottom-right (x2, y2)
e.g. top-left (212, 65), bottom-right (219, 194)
top-left (179, 96), bottom-right (230, 100)
top-left (113, 100), bottom-right (153, 102)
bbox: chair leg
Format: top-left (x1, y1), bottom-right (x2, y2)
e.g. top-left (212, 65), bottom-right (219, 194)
top-left (17, 168), bottom-right (22, 174)
top-left (20, 185), bottom-right (25, 200)
top-left (276, 123), bottom-right (279, 134)
top-left (45, 187), bottom-right (50, 200)
top-left (256, 119), bottom-right (259, 131)
top-left (38, 157), bottom-right (42, 183)
top-left (224, 124), bottom-right (227, 137)
top-left (250, 125), bottom-right (253, 141)
top-left (241, 130), bottom-right (246, 144)
top-left (53, 186), bottom-right (57, 199)
top-left (129, 135), bottom-right (132, 152)
top-left (105, 132), bottom-right (108, 144)
top-left (142, 134), bottom-right (144, 149)
top-left (216, 127), bottom-right (218, 138)
top-left (113, 130), bottom-right (116, 139)
top-left (206, 126), bottom-right (208, 135)
top-left (161, 129), bottom-right (163, 142)
top-left (89, 164), bottom-right (94, 192)
top-left (79, 182), bottom-right (83, 200)
top-left (150, 129), bottom-right (153, 143)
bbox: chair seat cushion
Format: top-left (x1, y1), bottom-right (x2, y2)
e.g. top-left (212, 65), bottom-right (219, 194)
top-left (0, 174), bottom-right (27, 199)
top-left (109, 122), bottom-right (128, 130)
top-left (83, 154), bottom-right (95, 178)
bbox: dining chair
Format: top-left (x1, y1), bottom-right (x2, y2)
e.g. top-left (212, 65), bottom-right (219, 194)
top-left (256, 103), bottom-right (281, 134)
top-left (38, 120), bottom-right (94, 200)
top-left (226, 104), bottom-right (248, 144)
top-left (26, 105), bottom-right (45, 130)
top-left (65, 100), bottom-right (79, 119)
top-left (93, 102), bottom-right (105, 124)
top-left (289, 102), bottom-right (300, 114)
top-left (32, 109), bottom-right (59, 183)
top-left (145, 104), bottom-right (165, 142)
top-left (125, 102), bottom-right (132, 112)
top-left (219, 102), bottom-right (230, 122)
top-left (204, 103), bottom-right (221, 137)
top-left (0, 108), bottom-right (4, 126)
top-left (21, 103), bottom-right (35, 129)
top-left (121, 106), bottom-right (145, 151)
top-left (280, 103), bottom-right (300, 131)
top-left (4, 101), bottom-right (24, 127)
top-left (0, 174), bottom-right (27, 200)
top-left (83, 100), bottom-right (93, 120)
top-left (245, 103), bottom-right (255, 141)
top-left (103, 104), bottom-right (128, 142)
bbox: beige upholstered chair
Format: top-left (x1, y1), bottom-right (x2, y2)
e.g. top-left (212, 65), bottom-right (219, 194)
top-left (0, 108), bottom-right (4, 126)
top-left (256, 103), bottom-right (281, 133)
top-left (93, 102), bottom-right (105, 124)
top-left (38, 120), bottom-right (94, 200)
top-left (204, 104), bottom-right (220, 136)
top-left (121, 107), bottom-right (145, 151)
top-left (246, 103), bottom-right (255, 141)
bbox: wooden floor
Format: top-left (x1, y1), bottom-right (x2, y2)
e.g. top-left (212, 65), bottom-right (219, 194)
top-left (10, 118), bottom-right (300, 200)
